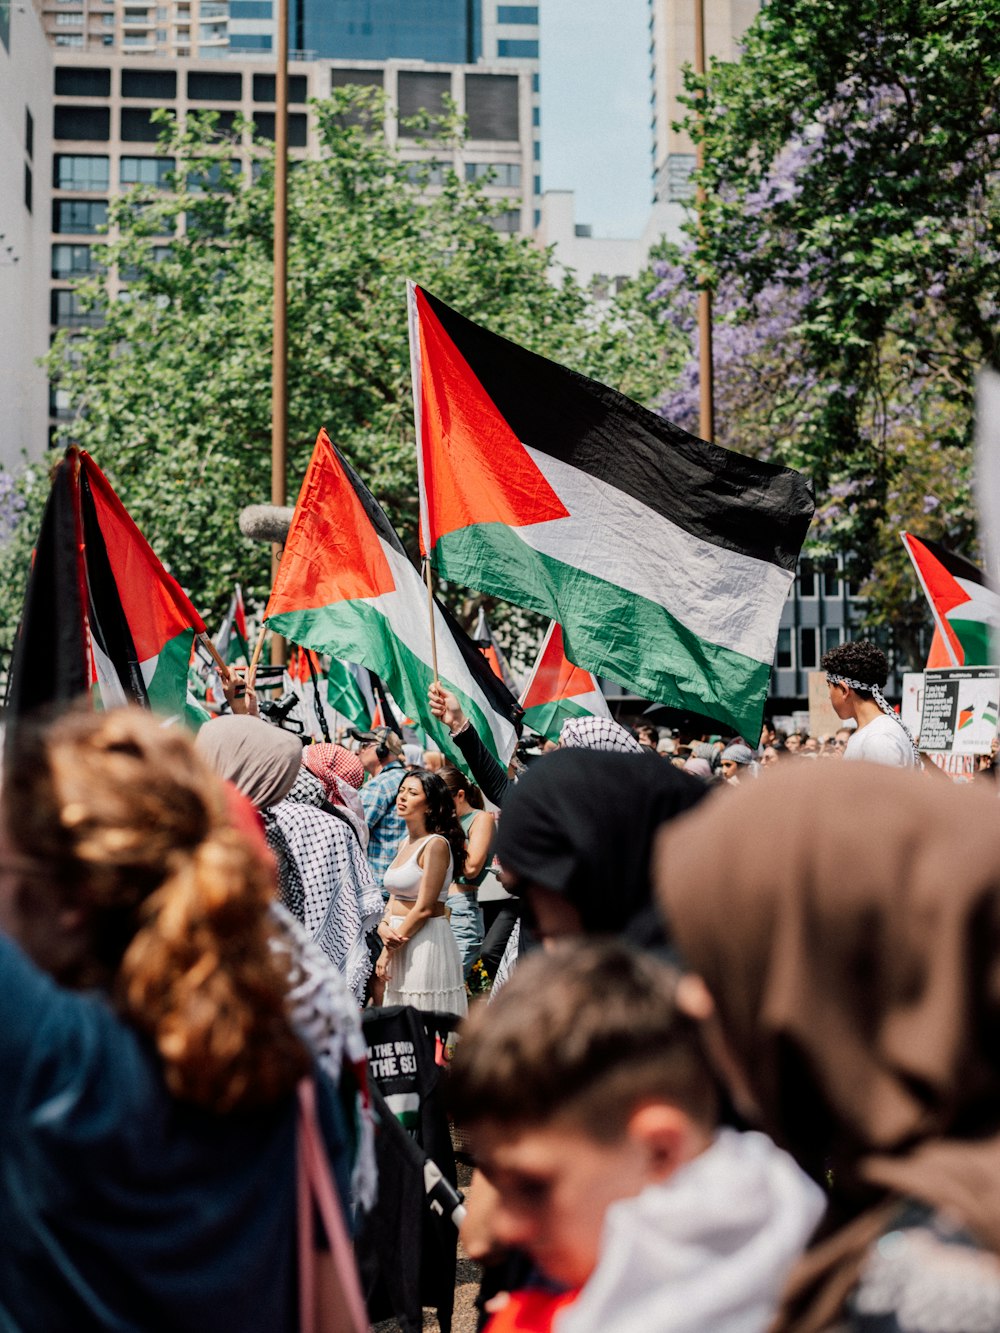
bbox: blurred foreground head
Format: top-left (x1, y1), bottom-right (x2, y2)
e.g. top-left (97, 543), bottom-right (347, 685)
top-left (656, 762), bottom-right (1000, 1320)
top-left (2, 707), bottom-right (306, 1111)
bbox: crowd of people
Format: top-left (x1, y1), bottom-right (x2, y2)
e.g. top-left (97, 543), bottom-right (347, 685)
top-left (3, 636), bottom-right (1000, 1330)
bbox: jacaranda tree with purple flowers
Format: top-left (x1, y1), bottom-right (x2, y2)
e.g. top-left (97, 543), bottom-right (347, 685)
top-left (652, 0), bottom-right (998, 654)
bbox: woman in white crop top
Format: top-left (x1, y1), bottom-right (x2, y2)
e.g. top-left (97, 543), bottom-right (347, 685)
top-left (375, 770), bottom-right (469, 1016)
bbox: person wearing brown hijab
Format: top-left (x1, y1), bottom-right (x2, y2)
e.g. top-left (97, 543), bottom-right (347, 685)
top-left (655, 761), bottom-right (1000, 1333)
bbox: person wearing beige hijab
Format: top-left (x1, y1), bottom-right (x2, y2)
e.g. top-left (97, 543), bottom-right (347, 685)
top-left (656, 762), bottom-right (1000, 1333)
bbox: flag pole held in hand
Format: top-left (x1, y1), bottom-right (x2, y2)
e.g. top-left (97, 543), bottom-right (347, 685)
top-left (424, 559), bottom-right (439, 684)
top-left (248, 622), bottom-right (268, 686)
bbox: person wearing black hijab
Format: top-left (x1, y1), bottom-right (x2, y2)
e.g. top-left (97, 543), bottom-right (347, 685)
top-left (494, 748), bottom-right (707, 944)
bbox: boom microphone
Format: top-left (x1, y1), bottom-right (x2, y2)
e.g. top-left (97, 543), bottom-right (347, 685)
top-left (238, 504), bottom-right (295, 545)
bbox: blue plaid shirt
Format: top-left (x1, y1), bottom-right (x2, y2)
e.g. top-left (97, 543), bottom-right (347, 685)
top-left (360, 761), bottom-right (407, 891)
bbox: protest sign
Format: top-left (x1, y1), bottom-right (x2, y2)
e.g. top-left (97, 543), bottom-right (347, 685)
top-left (918, 666), bottom-right (1000, 755)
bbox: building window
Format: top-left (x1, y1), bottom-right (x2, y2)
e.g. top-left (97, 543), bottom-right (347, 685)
top-left (187, 71), bottom-right (242, 101)
top-left (121, 107), bottom-right (172, 142)
top-left (799, 627), bottom-right (818, 669)
top-left (54, 34), bottom-right (85, 45)
top-left (121, 68), bottom-right (176, 98)
top-left (54, 153), bottom-right (110, 190)
top-left (51, 289), bottom-right (104, 328)
top-left (465, 161), bottom-right (521, 187)
top-left (397, 71), bottom-right (451, 131)
top-left (25, 108), bottom-right (34, 159)
top-left (465, 73), bottom-right (518, 141)
top-left (532, 140), bottom-right (540, 160)
top-left (52, 243), bottom-right (97, 277)
top-left (487, 208), bottom-right (521, 233)
top-left (531, 105), bottom-right (540, 127)
top-left (55, 66), bottom-right (111, 96)
top-left (253, 73), bottom-right (307, 103)
top-left (231, 0), bottom-right (271, 15)
top-left (776, 627), bottom-right (793, 670)
top-left (54, 106), bottom-right (111, 140)
top-left (55, 13), bottom-right (85, 25)
top-left (120, 155), bottom-right (175, 187)
top-left (531, 73), bottom-right (539, 93)
top-left (102, 13), bottom-right (114, 22)
top-left (53, 197), bottom-right (108, 233)
top-left (533, 173), bottom-right (541, 195)
top-left (0, 0), bottom-right (9, 53)
top-left (823, 626), bottom-right (842, 655)
top-left (497, 5), bottom-right (538, 22)
top-left (252, 111), bottom-right (307, 147)
top-left (821, 559), bottom-right (841, 599)
top-left (797, 557), bottom-right (816, 598)
top-left (24, 164), bottom-right (32, 213)
top-left (405, 161), bottom-right (446, 186)
top-left (229, 33), bottom-right (272, 48)
top-left (497, 39), bottom-right (538, 58)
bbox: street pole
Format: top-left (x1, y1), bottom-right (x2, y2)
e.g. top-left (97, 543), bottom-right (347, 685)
top-left (694, 0), bottom-right (715, 445)
top-left (270, 0), bottom-right (289, 667)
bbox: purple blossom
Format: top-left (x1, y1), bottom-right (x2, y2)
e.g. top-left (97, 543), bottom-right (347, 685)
top-left (922, 495), bottom-right (941, 514)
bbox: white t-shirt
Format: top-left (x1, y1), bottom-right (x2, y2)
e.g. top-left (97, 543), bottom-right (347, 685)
top-left (844, 713), bottom-right (916, 768)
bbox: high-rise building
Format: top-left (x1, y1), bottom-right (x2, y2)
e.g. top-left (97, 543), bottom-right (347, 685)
top-left (1, 0), bottom-right (53, 467)
top-left (647, 0), bottom-right (757, 205)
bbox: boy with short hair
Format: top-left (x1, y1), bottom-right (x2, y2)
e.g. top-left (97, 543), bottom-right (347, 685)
top-left (821, 639), bottom-right (919, 767)
top-left (449, 943), bottom-right (823, 1333)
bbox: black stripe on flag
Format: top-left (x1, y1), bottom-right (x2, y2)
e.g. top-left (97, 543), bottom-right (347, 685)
top-left (80, 471), bottom-right (150, 707)
top-left (912, 535), bottom-right (985, 588)
top-left (6, 452), bottom-right (90, 722)
top-left (421, 288), bottom-right (815, 573)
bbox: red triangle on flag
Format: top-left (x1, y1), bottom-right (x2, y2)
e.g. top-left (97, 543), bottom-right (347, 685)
top-left (267, 429), bottom-right (397, 617)
top-left (413, 285), bottom-right (568, 554)
top-left (81, 452), bottom-right (205, 660)
top-left (522, 622), bottom-right (598, 710)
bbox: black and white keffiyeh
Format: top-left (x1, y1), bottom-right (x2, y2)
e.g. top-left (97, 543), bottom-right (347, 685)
top-left (826, 673), bottom-right (922, 765)
top-left (269, 904), bottom-right (377, 1212)
top-left (559, 716), bottom-right (644, 754)
top-left (269, 799), bottom-right (383, 1002)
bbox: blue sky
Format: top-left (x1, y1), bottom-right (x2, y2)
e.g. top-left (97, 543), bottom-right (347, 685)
top-left (539, 0), bottom-right (651, 238)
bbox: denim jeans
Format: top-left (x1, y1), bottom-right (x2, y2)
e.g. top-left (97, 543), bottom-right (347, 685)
top-left (448, 890), bottom-right (484, 979)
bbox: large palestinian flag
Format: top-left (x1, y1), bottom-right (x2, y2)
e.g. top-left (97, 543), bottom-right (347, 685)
top-left (901, 532), bottom-right (999, 667)
top-left (521, 620), bottom-right (611, 742)
top-left (264, 429), bottom-right (520, 769)
top-left (326, 657), bottom-right (375, 732)
top-left (214, 583), bottom-right (249, 665)
top-left (7, 449), bottom-right (206, 724)
top-left (408, 284), bottom-right (814, 741)
top-left (473, 607), bottom-right (518, 694)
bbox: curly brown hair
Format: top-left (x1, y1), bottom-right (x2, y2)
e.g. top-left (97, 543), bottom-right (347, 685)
top-left (3, 707), bottom-right (309, 1113)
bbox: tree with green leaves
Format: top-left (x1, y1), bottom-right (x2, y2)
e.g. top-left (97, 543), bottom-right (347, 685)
top-left (650, 0), bottom-right (998, 657)
top-left (3, 87), bottom-right (648, 659)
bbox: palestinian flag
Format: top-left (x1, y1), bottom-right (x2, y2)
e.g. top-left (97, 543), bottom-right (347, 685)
top-left (473, 607), bottom-right (518, 694)
top-left (8, 449), bottom-right (205, 724)
top-left (520, 620), bottom-right (611, 742)
top-left (408, 284), bottom-right (814, 742)
top-left (264, 428), bottom-right (521, 769)
top-left (901, 533), bottom-right (999, 668)
top-left (215, 584), bottom-right (249, 665)
top-left (327, 657), bottom-right (375, 732)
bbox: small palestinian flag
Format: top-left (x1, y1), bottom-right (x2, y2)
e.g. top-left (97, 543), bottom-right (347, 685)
top-left (7, 449), bottom-right (205, 725)
top-left (264, 428), bottom-right (520, 769)
top-left (408, 284), bottom-right (814, 742)
top-left (520, 621), bottom-right (611, 742)
top-left (959, 705), bottom-right (976, 730)
top-left (326, 657), bottom-right (375, 732)
top-left (215, 583), bottom-right (250, 665)
top-left (473, 607), bottom-right (518, 694)
top-left (902, 533), bottom-right (999, 668)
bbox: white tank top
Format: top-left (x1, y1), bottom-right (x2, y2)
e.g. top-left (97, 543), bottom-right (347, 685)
top-left (383, 834), bottom-right (454, 903)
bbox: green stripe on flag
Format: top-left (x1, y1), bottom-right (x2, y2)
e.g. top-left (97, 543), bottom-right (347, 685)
top-left (146, 628), bottom-right (198, 722)
top-left (434, 524), bottom-right (772, 740)
top-left (522, 697), bottom-right (593, 743)
top-left (268, 603), bottom-right (506, 771)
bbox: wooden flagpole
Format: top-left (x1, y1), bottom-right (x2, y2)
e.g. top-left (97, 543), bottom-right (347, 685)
top-left (424, 559), bottom-right (439, 683)
top-left (248, 622), bottom-right (268, 685)
top-left (694, 0), bottom-right (715, 445)
top-left (198, 631), bottom-right (231, 681)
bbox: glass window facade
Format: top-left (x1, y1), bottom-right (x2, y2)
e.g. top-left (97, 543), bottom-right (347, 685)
top-left (253, 73), bottom-right (308, 102)
top-left (54, 154), bottom-right (110, 191)
top-left (55, 66), bottom-right (111, 96)
top-left (297, 0), bottom-right (480, 64)
top-left (53, 198), bottom-right (108, 233)
top-left (497, 38), bottom-right (537, 57)
top-left (496, 5), bottom-right (537, 22)
top-left (465, 161), bottom-right (521, 187)
top-left (121, 68), bottom-right (177, 98)
top-left (54, 105), bottom-right (111, 140)
top-left (187, 71), bottom-right (243, 100)
top-left (465, 73), bottom-right (518, 140)
top-left (51, 289), bottom-right (104, 328)
top-left (52, 243), bottom-right (98, 278)
top-left (120, 156), bottom-right (175, 187)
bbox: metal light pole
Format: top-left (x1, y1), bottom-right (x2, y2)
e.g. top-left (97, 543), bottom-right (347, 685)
top-left (694, 0), bottom-right (715, 444)
top-left (270, 0), bottom-right (289, 667)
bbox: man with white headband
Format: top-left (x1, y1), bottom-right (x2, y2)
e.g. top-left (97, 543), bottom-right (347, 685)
top-left (821, 640), bottom-right (920, 768)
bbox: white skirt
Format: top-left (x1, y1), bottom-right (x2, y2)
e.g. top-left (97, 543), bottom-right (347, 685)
top-left (383, 914), bottom-right (468, 1017)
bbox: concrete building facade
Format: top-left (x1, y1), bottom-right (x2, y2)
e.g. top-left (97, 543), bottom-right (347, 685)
top-left (1, 0), bottom-right (53, 467)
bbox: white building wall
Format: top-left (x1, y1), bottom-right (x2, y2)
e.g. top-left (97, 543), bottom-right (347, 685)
top-left (0, 0), bottom-right (53, 468)
top-left (536, 189), bottom-right (684, 294)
